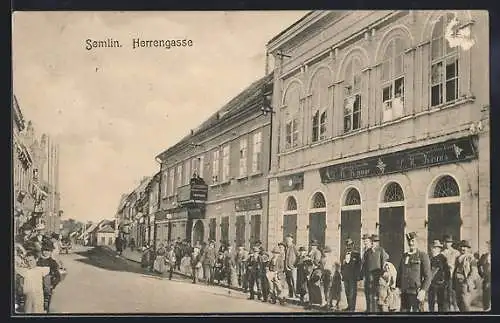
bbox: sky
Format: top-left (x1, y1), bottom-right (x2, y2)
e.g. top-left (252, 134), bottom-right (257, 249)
top-left (12, 11), bottom-right (308, 223)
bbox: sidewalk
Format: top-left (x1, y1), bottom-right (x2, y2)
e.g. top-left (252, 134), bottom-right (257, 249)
top-left (108, 246), bottom-right (484, 313)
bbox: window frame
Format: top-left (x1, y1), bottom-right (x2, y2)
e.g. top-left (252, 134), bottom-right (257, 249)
top-left (222, 144), bottom-right (230, 182)
top-left (381, 38), bottom-right (406, 122)
top-left (239, 138), bottom-right (248, 177)
top-left (212, 149), bottom-right (220, 184)
top-left (430, 13), bottom-right (460, 108)
top-left (169, 169), bottom-right (174, 196)
top-left (176, 164), bottom-right (182, 189)
top-left (343, 58), bottom-right (362, 133)
top-left (251, 131), bottom-right (262, 173)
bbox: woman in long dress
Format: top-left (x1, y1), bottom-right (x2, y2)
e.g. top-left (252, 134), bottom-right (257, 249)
top-left (17, 252), bottom-right (50, 313)
top-left (153, 243), bottom-right (167, 274)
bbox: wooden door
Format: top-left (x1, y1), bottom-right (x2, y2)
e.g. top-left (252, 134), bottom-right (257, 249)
top-left (308, 212), bottom-right (326, 249)
top-left (340, 209), bottom-right (362, 256)
top-left (427, 203), bottom-right (461, 251)
top-left (235, 215), bottom-right (246, 247)
top-left (282, 214), bottom-right (298, 242)
top-left (379, 206), bottom-right (405, 268)
top-left (250, 214), bottom-right (261, 245)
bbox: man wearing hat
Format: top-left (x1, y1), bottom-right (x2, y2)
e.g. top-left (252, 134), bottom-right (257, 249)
top-left (267, 246), bottom-right (286, 304)
top-left (295, 246), bottom-right (309, 304)
top-left (428, 240), bottom-right (451, 312)
top-left (308, 240), bottom-right (322, 268)
top-left (360, 234), bottom-right (389, 312)
top-left (37, 240), bottom-right (61, 313)
top-left (452, 240), bottom-right (478, 312)
top-left (478, 240), bottom-right (491, 311)
top-left (201, 240), bottom-right (217, 285)
top-left (396, 232), bottom-right (432, 312)
top-left (284, 234), bottom-right (298, 298)
top-left (441, 235), bottom-right (460, 311)
top-left (258, 248), bottom-right (271, 302)
top-left (247, 246), bottom-right (262, 300)
top-left (341, 238), bottom-right (362, 312)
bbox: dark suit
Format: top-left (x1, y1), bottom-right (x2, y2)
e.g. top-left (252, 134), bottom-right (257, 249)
top-left (428, 253), bottom-right (451, 312)
top-left (396, 250), bottom-right (432, 312)
top-left (247, 254), bottom-right (261, 299)
top-left (478, 252), bottom-right (491, 310)
top-left (361, 246), bottom-right (389, 312)
top-left (341, 249), bottom-right (361, 311)
top-left (284, 244), bottom-right (298, 298)
top-left (37, 257), bottom-right (61, 313)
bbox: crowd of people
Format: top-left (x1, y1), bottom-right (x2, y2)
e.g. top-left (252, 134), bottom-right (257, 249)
top-left (137, 232), bottom-right (490, 313)
top-left (14, 223), bottom-right (67, 314)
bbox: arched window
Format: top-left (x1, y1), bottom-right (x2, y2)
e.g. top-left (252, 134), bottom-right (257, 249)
top-left (286, 196), bottom-right (298, 211)
top-left (381, 38), bottom-right (406, 122)
top-left (343, 58), bottom-right (362, 133)
top-left (383, 182), bottom-right (405, 202)
top-left (433, 175), bottom-right (460, 198)
top-left (284, 83), bottom-right (301, 149)
top-left (344, 188), bottom-right (361, 206)
top-left (311, 68), bottom-right (330, 142)
top-left (430, 13), bottom-right (459, 107)
top-left (311, 192), bottom-right (326, 209)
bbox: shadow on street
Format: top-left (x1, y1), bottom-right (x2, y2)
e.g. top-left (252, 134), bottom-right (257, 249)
top-left (73, 247), bottom-right (150, 275)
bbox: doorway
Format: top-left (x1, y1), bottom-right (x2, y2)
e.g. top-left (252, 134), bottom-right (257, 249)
top-left (308, 192), bottom-right (327, 249)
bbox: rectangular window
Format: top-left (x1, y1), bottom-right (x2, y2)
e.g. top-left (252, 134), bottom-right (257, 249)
top-left (344, 94), bottom-right (361, 132)
top-left (222, 145), bottom-right (230, 181)
top-left (162, 171), bottom-right (168, 198)
top-left (176, 164), bottom-right (182, 188)
top-left (212, 150), bottom-right (220, 184)
top-left (251, 132), bottom-right (262, 173)
top-left (312, 111), bottom-right (319, 142)
top-left (169, 169), bottom-right (174, 196)
top-left (431, 57), bottom-right (458, 107)
top-left (285, 122), bottom-right (292, 148)
top-left (221, 216), bottom-right (229, 245)
top-left (198, 155), bottom-right (204, 179)
top-left (292, 119), bottom-right (299, 147)
top-left (382, 77), bottom-right (405, 122)
top-left (445, 58), bottom-right (458, 102)
top-left (319, 111), bottom-right (327, 140)
top-left (239, 138), bottom-right (248, 177)
top-left (184, 160), bottom-right (190, 185)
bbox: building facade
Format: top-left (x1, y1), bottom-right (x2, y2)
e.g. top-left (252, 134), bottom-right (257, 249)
top-left (155, 74), bottom-right (273, 249)
top-left (266, 10), bottom-right (490, 265)
top-left (146, 172), bottom-right (160, 247)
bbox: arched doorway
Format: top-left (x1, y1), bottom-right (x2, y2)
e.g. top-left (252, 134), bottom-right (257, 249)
top-left (378, 182), bottom-right (405, 268)
top-left (340, 188), bottom-right (362, 256)
top-left (192, 220), bottom-right (204, 245)
top-left (427, 175), bottom-right (461, 251)
top-left (308, 192), bottom-right (327, 249)
top-left (283, 196), bottom-right (298, 242)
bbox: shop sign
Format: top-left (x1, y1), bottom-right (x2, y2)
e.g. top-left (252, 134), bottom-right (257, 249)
top-left (278, 173), bottom-right (304, 193)
top-left (319, 135), bottom-right (478, 184)
top-left (235, 196), bottom-right (262, 212)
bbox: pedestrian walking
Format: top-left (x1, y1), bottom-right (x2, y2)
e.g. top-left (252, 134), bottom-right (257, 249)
top-left (478, 241), bottom-right (491, 311)
top-left (295, 246), bottom-right (309, 304)
top-left (442, 235), bottom-right (460, 311)
top-left (174, 238), bottom-right (182, 270)
top-left (308, 240), bottom-right (322, 268)
top-left (115, 235), bottom-right (123, 256)
top-left (284, 234), bottom-right (298, 298)
top-left (267, 246), bottom-right (286, 305)
top-left (378, 261), bottom-right (399, 312)
top-left (202, 240), bottom-right (217, 285)
top-left (452, 240), bottom-right (479, 312)
top-left (165, 244), bottom-right (176, 280)
top-left (16, 251), bottom-right (50, 314)
top-left (320, 246), bottom-right (335, 309)
top-left (396, 232), bottom-right (432, 312)
top-left (190, 244), bottom-right (203, 284)
top-left (361, 234), bottom-right (388, 312)
top-left (428, 240), bottom-right (451, 312)
top-left (341, 238), bottom-right (362, 312)
top-left (153, 243), bottom-right (167, 274)
top-left (37, 240), bottom-right (61, 313)
top-left (247, 246), bottom-right (262, 300)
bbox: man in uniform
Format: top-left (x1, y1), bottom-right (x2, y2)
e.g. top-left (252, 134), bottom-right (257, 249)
top-left (341, 238), bottom-right (362, 312)
top-left (396, 232), bottom-right (432, 312)
top-left (452, 240), bottom-right (478, 312)
top-left (360, 234), bottom-right (388, 312)
top-left (284, 234), bottom-right (298, 298)
top-left (478, 241), bottom-right (491, 311)
top-left (428, 240), bottom-right (451, 312)
top-left (247, 246), bottom-right (262, 300)
top-left (441, 235), bottom-right (460, 311)
top-left (308, 240), bottom-right (322, 268)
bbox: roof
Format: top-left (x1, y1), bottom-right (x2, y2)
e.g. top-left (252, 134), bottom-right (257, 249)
top-left (117, 194), bottom-right (129, 212)
top-left (83, 223), bottom-right (98, 235)
top-left (97, 225), bottom-right (115, 233)
top-left (266, 11), bottom-right (315, 46)
top-left (156, 73), bottom-right (273, 160)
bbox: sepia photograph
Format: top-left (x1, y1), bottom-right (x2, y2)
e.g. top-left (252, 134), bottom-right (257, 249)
top-left (11, 10), bottom-right (490, 315)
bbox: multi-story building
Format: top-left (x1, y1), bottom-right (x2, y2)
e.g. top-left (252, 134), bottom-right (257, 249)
top-left (155, 73), bottom-right (273, 249)
top-left (266, 10), bottom-right (489, 265)
top-left (146, 172), bottom-right (160, 246)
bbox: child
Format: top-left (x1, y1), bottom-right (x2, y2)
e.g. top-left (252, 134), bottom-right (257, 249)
top-left (329, 262), bottom-right (345, 311)
top-left (378, 261), bottom-right (399, 312)
top-left (16, 251), bottom-right (50, 313)
top-left (295, 247), bottom-right (309, 304)
top-left (267, 246), bottom-right (286, 304)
